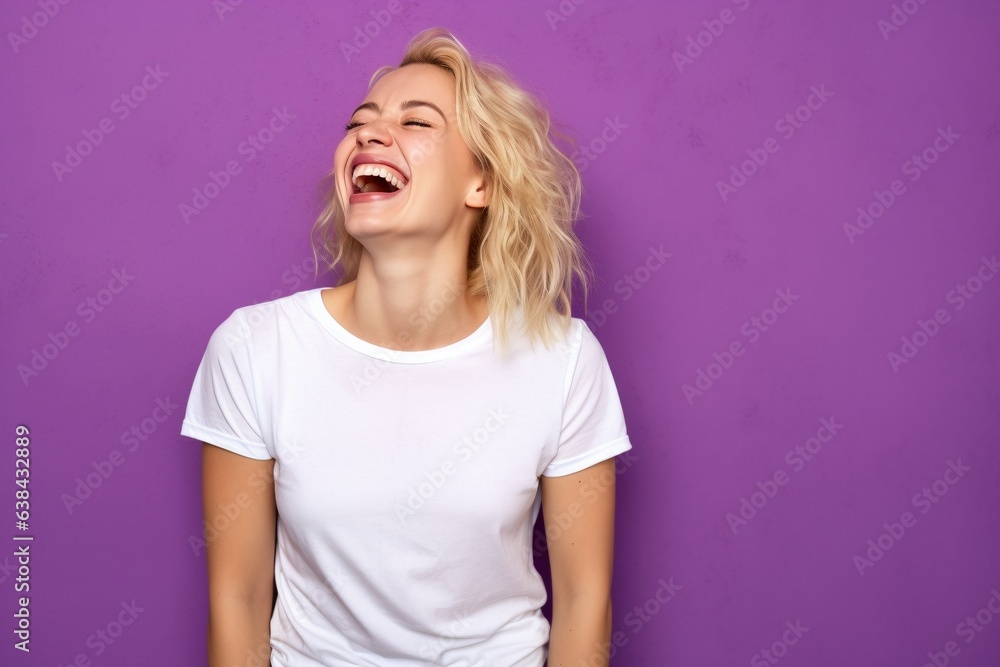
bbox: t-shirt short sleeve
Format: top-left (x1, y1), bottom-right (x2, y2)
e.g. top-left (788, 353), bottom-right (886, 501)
top-left (179, 309), bottom-right (273, 460)
top-left (542, 322), bottom-right (632, 477)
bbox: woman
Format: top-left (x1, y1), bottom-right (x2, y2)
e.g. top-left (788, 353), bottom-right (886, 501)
top-left (181, 26), bottom-right (632, 666)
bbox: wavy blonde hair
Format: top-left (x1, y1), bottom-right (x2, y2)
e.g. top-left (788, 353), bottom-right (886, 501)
top-left (310, 26), bottom-right (592, 355)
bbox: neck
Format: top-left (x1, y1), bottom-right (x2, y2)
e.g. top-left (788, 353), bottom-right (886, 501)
top-left (343, 247), bottom-right (488, 351)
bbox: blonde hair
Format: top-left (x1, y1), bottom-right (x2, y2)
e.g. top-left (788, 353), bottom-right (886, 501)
top-left (310, 26), bottom-right (592, 355)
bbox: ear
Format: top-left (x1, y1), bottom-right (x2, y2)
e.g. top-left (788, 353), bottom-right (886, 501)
top-left (465, 177), bottom-right (490, 209)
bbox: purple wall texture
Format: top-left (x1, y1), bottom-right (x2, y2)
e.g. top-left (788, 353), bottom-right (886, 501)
top-left (2, 0), bottom-right (999, 665)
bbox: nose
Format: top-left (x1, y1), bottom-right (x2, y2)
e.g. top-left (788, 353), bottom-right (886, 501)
top-left (356, 118), bottom-right (393, 147)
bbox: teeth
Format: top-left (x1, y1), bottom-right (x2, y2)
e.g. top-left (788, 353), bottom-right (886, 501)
top-left (352, 163), bottom-right (406, 191)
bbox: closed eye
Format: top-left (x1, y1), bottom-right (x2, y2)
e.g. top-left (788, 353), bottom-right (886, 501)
top-left (344, 119), bottom-right (432, 131)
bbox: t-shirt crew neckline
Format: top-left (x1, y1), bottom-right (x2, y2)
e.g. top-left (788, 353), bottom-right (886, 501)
top-left (306, 287), bottom-right (492, 364)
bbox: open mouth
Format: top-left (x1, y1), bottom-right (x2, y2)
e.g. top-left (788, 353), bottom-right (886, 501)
top-left (351, 164), bottom-right (408, 195)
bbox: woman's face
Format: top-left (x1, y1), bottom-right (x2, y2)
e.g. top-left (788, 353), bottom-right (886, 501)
top-left (334, 63), bottom-right (488, 243)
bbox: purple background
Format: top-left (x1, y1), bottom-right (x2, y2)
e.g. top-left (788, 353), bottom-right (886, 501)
top-left (3, 0), bottom-right (999, 665)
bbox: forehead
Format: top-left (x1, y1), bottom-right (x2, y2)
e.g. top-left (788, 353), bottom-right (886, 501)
top-left (366, 63), bottom-right (455, 105)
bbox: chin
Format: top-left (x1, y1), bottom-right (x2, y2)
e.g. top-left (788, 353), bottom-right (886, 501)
top-left (343, 215), bottom-right (397, 240)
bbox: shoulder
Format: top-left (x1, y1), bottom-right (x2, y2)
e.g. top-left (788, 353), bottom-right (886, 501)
top-left (237, 287), bottom-right (319, 325)
top-left (548, 314), bottom-right (602, 357)
top-left (551, 316), bottom-right (620, 387)
top-left (211, 288), bottom-right (320, 346)
top-left (507, 312), bottom-right (602, 374)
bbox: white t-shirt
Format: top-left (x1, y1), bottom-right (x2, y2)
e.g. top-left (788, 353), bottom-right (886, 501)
top-left (180, 287), bottom-right (632, 666)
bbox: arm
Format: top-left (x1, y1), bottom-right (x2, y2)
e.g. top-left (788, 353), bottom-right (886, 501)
top-left (540, 457), bottom-right (618, 666)
top-left (202, 442), bottom-right (277, 667)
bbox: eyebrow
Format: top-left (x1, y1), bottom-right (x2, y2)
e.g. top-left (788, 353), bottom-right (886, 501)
top-left (350, 100), bottom-right (448, 124)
